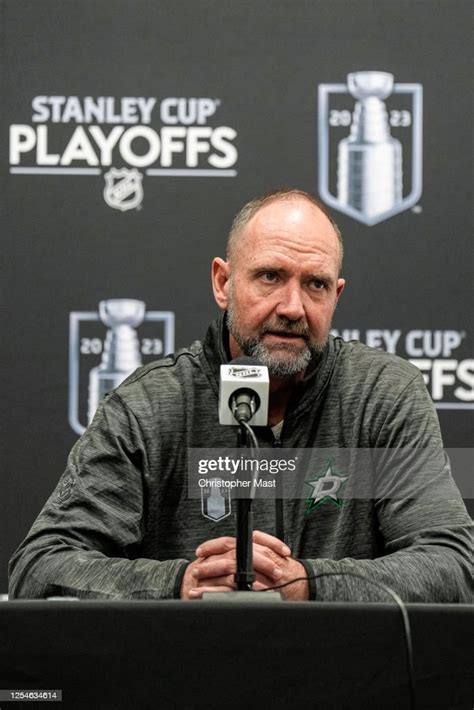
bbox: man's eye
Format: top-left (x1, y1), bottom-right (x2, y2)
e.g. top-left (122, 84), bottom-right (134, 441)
top-left (261, 272), bottom-right (278, 283)
top-left (310, 279), bottom-right (325, 290)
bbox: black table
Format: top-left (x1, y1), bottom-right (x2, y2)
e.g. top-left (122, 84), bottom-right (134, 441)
top-left (1, 601), bottom-right (472, 709)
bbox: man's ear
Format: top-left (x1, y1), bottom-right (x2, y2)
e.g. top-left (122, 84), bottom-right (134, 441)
top-left (336, 278), bottom-right (345, 302)
top-left (211, 257), bottom-right (231, 310)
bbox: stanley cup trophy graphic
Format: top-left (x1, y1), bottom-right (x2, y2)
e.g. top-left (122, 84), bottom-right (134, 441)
top-left (337, 71), bottom-right (402, 221)
top-left (87, 299), bottom-right (145, 423)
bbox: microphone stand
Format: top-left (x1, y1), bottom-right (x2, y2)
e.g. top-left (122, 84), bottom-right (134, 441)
top-left (202, 417), bottom-right (281, 602)
top-left (234, 422), bottom-right (255, 591)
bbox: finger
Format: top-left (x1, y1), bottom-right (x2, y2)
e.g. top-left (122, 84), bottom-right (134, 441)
top-left (192, 557), bottom-right (235, 580)
top-left (188, 585), bottom-right (234, 599)
top-left (196, 536), bottom-right (236, 558)
top-left (253, 542), bottom-right (286, 562)
top-left (253, 530), bottom-right (291, 557)
top-left (252, 550), bottom-right (284, 581)
top-left (195, 573), bottom-right (235, 588)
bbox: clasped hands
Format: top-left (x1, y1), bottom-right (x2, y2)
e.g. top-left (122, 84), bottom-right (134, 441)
top-left (181, 530), bottom-right (308, 601)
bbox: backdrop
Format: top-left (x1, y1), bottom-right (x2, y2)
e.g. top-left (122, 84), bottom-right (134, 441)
top-left (1, 0), bottom-right (472, 592)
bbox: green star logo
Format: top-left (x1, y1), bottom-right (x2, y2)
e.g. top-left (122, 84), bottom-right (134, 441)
top-left (305, 460), bottom-right (348, 514)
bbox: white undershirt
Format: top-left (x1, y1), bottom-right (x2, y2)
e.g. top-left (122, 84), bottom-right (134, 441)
top-left (271, 420), bottom-right (284, 441)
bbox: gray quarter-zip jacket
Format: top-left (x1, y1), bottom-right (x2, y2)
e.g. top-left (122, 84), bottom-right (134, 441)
top-left (9, 314), bottom-right (473, 602)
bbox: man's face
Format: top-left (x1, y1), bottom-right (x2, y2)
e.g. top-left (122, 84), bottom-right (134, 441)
top-left (214, 198), bottom-right (345, 377)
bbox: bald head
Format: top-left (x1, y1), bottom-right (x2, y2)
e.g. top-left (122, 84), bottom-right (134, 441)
top-left (211, 190), bottom-right (346, 378)
top-left (226, 189), bottom-right (343, 273)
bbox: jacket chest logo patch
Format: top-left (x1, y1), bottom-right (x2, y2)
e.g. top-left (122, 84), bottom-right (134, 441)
top-left (201, 479), bottom-right (232, 521)
top-left (305, 461), bottom-right (348, 514)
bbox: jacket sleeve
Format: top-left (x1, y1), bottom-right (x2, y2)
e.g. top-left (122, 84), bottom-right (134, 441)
top-left (301, 371), bottom-right (473, 603)
top-left (8, 393), bottom-right (188, 600)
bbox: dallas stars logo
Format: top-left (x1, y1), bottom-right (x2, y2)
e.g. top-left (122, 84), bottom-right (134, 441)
top-left (305, 460), bottom-right (348, 514)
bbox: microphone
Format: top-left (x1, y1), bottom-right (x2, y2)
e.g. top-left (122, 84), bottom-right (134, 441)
top-left (219, 357), bottom-right (269, 426)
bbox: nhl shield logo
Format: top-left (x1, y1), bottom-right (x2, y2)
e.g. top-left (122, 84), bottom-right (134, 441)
top-left (318, 71), bottom-right (423, 226)
top-left (103, 167), bottom-right (144, 211)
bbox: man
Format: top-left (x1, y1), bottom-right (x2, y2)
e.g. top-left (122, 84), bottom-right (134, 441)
top-left (9, 189), bottom-right (473, 602)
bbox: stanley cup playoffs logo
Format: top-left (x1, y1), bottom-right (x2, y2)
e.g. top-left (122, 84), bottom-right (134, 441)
top-left (318, 71), bottom-right (423, 226)
top-left (69, 299), bottom-right (175, 435)
top-left (9, 96), bottom-right (239, 213)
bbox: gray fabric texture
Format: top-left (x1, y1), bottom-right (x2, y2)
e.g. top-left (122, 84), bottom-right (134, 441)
top-left (9, 314), bottom-right (473, 602)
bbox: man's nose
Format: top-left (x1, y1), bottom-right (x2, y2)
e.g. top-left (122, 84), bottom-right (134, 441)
top-left (275, 283), bottom-right (305, 321)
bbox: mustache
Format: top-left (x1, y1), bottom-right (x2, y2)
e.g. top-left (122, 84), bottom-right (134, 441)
top-left (260, 317), bottom-right (310, 340)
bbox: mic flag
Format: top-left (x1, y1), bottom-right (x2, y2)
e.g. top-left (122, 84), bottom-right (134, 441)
top-left (219, 357), bottom-right (269, 426)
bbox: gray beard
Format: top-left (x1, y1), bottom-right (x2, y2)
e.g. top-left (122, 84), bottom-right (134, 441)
top-left (227, 302), bottom-right (326, 377)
